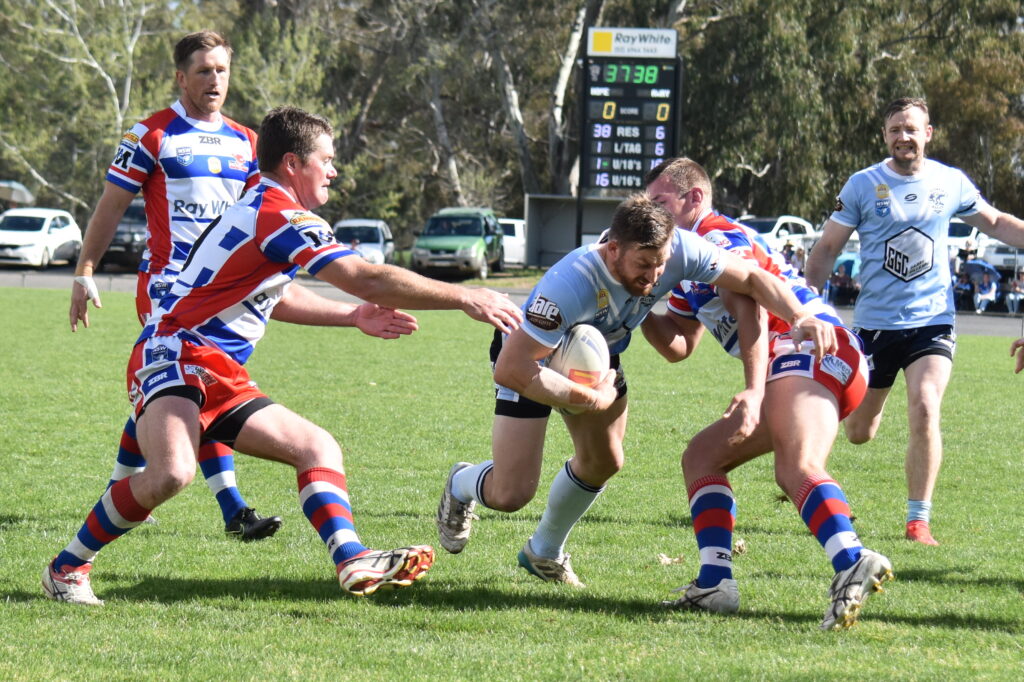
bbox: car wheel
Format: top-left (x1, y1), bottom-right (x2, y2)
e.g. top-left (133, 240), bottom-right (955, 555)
top-left (476, 259), bottom-right (489, 280)
top-left (38, 248), bottom-right (51, 270)
top-left (494, 248), bottom-right (505, 273)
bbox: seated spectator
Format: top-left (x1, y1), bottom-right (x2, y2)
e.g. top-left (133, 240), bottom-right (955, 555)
top-left (953, 272), bottom-right (974, 311)
top-left (829, 263), bottom-right (859, 306)
top-left (789, 246), bottom-right (806, 275)
top-left (1005, 271), bottom-right (1024, 315)
top-left (973, 272), bottom-right (998, 314)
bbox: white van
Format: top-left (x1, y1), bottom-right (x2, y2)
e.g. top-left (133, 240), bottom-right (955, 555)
top-left (498, 218), bottom-right (526, 267)
top-left (332, 218), bottom-right (395, 264)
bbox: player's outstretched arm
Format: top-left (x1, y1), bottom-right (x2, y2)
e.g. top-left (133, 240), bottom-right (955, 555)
top-left (271, 282), bottom-right (418, 339)
top-left (964, 205), bottom-right (1024, 248)
top-left (315, 256), bottom-right (522, 333)
top-left (69, 183), bottom-right (136, 331)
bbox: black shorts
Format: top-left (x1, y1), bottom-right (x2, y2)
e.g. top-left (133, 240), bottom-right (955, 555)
top-left (854, 324), bottom-right (956, 389)
top-left (489, 329), bottom-right (626, 418)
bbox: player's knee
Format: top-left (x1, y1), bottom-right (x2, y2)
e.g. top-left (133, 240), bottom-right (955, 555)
top-left (844, 420), bottom-right (874, 444)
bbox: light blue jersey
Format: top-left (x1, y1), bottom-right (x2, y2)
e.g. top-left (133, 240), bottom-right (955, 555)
top-left (521, 228), bottom-right (724, 355)
top-left (831, 158), bottom-right (985, 329)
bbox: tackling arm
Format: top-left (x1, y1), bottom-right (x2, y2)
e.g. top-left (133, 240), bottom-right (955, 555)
top-left (718, 288), bottom-right (768, 444)
top-left (270, 282), bottom-right (419, 339)
top-left (641, 310), bottom-right (705, 362)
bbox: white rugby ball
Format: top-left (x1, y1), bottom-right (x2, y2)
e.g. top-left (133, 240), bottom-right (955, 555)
top-left (547, 324), bottom-right (610, 414)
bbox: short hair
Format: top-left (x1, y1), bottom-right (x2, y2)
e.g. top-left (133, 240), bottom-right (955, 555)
top-left (257, 106), bottom-right (334, 171)
top-left (174, 30), bottom-right (232, 71)
top-left (883, 97), bottom-right (929, 124)
top-left (644, 157), bottom-right (713, 196)
top-left (607, 193), bottom-right (674, 250)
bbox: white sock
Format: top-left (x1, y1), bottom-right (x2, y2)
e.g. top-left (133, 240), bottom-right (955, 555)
top-left (529, 461), bottom-right (604, 559)
top-left (907, 499), bottom-right (932, 523)
top-left (451, 461), bottom-right (494, 507)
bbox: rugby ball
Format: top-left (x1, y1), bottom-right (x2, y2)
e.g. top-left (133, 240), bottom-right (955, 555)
top-left (547, 324), bottom-right (610, 415)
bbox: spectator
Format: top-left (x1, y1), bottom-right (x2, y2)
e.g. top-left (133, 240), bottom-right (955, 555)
top-left (953, 272), bottom-right (974, 311)
top-left (973, 272), bottom-right (997, 314)
top-left (829, 263), bottom-right (860, 306)
top-left (789, 246), bottom-right (806, 275)
top-left (1006, 271), bottom-right (1024, 315)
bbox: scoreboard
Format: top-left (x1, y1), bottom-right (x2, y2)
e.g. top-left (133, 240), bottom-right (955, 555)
top-left (580, 28), bottom-right (679, 191)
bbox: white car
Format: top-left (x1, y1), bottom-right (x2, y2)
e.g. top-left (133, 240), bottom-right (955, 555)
top-left (738, 215), bottom-right (819, 253)
top-left (498, 218), bottom-right (526, 267)
top-left (0, 208), bottom-right (82, 268)
top-left (332, 218), bottom-right (394, 265)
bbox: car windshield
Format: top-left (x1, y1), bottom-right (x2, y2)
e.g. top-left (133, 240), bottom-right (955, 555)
top-left (948, 221), bottom-right (973, 238)
top-left (425, 217), bottom-right (483, 237)
top-left (741, 218), bottom-right (776, 234)
top-left (500, 222), bottom-right (519, 237)
top-left (0, 215), bottom-right (45, 232)
top-left (335, 226), bottom-right (381, 243)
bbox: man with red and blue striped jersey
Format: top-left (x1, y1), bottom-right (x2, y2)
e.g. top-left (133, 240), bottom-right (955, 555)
top-left (67, 31), bottom-right (279, 540)
top-left (643, 157), bottom-right (893, 631)
top-left (43, 106), bottom-right (522, 605)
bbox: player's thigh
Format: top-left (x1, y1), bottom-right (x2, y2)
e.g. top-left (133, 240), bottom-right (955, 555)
top-left (764, 376), bottom-right (839, 472)
top-left (490, 414), bottom-right (549, 499)
top-left (903, 353), bottom-right (953, 409)
top-left (135, 394), bottom-right (201, 479)
top-left (234, 403), bottom-right (341, 469)
top-left (844, 387), bottom-right (890, 443)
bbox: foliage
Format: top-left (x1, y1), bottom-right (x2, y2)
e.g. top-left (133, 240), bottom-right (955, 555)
top-left (0, 0), bottom-right (1021, 240)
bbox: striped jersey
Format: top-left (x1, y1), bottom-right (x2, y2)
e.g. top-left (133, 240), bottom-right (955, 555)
top-left (137, 178), bottom-right (355, 365)
top-left (667, 210), bottom-right (842, 357)
top-left (521, 228), bottom-right (724, 355)
top-left (106, 100), bottom-right (260, 274)
top-left (830, 158), bottom-right (984, 329)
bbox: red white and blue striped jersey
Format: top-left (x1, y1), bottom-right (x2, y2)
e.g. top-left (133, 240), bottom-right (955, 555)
top-left (667, 211), bottom-right (841, 357)
top-left (106, 100), bottom-right (260, 275)
top-left (138, 179), bottom-right (356, 364)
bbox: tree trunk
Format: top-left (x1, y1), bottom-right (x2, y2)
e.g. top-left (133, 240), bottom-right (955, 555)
top-left (428, 69), bottom-right (465, 206)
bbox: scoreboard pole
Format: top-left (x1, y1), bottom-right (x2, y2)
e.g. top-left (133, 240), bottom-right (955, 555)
top-left (575, 27), bottom-right (679, 247)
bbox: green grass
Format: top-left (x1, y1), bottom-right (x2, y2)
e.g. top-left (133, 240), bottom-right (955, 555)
top-left (1, 288), bottom-right (1022, 680)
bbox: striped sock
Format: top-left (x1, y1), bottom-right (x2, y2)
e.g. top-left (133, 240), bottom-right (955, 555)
top-left (107, 415), bottom-right (146, 487)
top-left (450, 460), bottom-right (494, 508)
top-left (795, 475), bottom-right (862, 572)
top-left (53, 478), bottom-right (152, 570)
top-left (297, 467), bottom-right (368, 567)
top-left (198, 440), bottom-right (247, 524)
top-left (688, 475), bottom-right (735, 588)
top-left (529, 461), bottom-right (603, 559)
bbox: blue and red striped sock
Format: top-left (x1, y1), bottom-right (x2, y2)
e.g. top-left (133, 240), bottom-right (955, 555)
top-left (795, 474), bottom-right (862, 572)
top-left (53, 478), bottom-right (152, 571)
top-left (107, 415), bottom-right (146, 488)
top-left (297, 467), bottom-right (368, 568)
top-left (688, 475), bottom-right (736, 588)
top-left (198, 440), bottom-right (247, 524)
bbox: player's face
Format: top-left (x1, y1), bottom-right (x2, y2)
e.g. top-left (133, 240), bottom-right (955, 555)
top-left (883, 106), bottom-right (932, 174)
top-left (176, 47), bottom-right (231, 120)
top-left (647, 176), bottom-right (697, 228)
top-left (292, 133), bottom-right (337, 209)
top-left (608, 240), bottom-right (671, 297)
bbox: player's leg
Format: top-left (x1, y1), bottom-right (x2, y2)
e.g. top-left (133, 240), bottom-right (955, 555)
top-left (232, 402), bottom-right (432, 595)
top-left (842, 327), bottom-right (897, 445)
top-left (902, 352), bottom-right (953, 545)
top-left (44, 394), bottom-right (200, 605)
top-left (199, 439), bottom-right (282, 541)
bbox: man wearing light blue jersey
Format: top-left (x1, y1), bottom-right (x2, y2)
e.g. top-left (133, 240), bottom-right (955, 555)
top-left (436, 193), bottom-right (836, 585)
top-left (806, 97), bottom-right (1024, 545)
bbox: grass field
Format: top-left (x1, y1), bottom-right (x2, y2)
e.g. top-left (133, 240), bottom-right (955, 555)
top-left (1, 288), bottom-right (1022, 680)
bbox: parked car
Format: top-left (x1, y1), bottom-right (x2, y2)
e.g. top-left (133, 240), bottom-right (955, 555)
top-left (738, 214), bottom-right (818, 253)
top-left (332, 218), bottom-right (394, 265)
top-left (498, 217), bottom-right (526, 267)
top-left (0, 207), bottom-right (82, 268)
top-left (99, 198), bottom-right (147, 271)
top-left (977, 234), bottom-right (1024, 277)
top-left (412, 207), bottom-right (504, 279)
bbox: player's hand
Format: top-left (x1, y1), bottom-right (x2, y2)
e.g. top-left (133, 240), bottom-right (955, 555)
top-left (580, 369), bottom-right (618, 413)
top-left (353, 302), bottom-right (419, 339)
top-left (723, 387), bottom-right (763, 445)
top-left (788, 314), bottom-right (837, 361)
top-left (1010, 337), bottom-right (1024, 374)
top-left (70, 275), bottom-right (102, 332)
top-left (461, 288), bottom-right (523, 334)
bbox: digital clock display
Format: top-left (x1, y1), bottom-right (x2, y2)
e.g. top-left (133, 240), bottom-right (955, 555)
top-left (581, 56), bottom-right (679, 190)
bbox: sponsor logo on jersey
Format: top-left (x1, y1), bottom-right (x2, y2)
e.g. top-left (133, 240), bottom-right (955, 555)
top-left (639, 294), bottom-right (655, 307)
top-left (113, 145), bottom-right (134, 171)
top-left (883, 227), bottom-right (933, 281)
top-left (833, 196), bottom-right (845, 213)
top-left (122, 131), bottom-right (140, 145)
top-left (289, 213), bottom-right (326, 228)
top-left (874, 199), bottom-right (890, 217)
top-left (875, 184), bottom-right (890, 199)
top-left (184, 364), bottom-right (217, 386)
top-left (176, 147), bottom-right (194, 166)
top-left (904, 193), bottom-right (918, 203)
top-left (198, 135), bottom-right (222, 145)
top-left (143, 365), bottom-right (180, 392)
top-left (820, 354), bottom-right (853, 384)
top-left (526, 295), bottom-right (562, 331)
top-left (172, 199), bottom-right (231, 218)
top-left (594, 288), bottom-right (610, 325)
top-left (208, 157), bottom-right (222, 174)
top-left (706, 231), bottom-right (732, 249)
top-left (772, 353), bottom-right (811, 375)
top-left (229, 154), bottom-right (248, 171)
top-left (928, 188), bottom-right (947, 214)
top-left (150, 344), bottom-right (170, 362)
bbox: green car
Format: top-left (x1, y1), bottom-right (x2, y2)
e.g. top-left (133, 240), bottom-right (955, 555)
top-left (411, 207), bottom-right (505, 279)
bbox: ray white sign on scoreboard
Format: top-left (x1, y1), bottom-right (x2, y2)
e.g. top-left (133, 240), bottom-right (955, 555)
top-left (581, 28), bottom-right (680, 191)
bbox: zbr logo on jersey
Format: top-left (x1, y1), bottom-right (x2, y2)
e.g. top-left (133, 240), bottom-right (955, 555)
top-left (526, 295), bottom-right (562, 331)
top-left (176, 147), bottom-right (194, 166)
